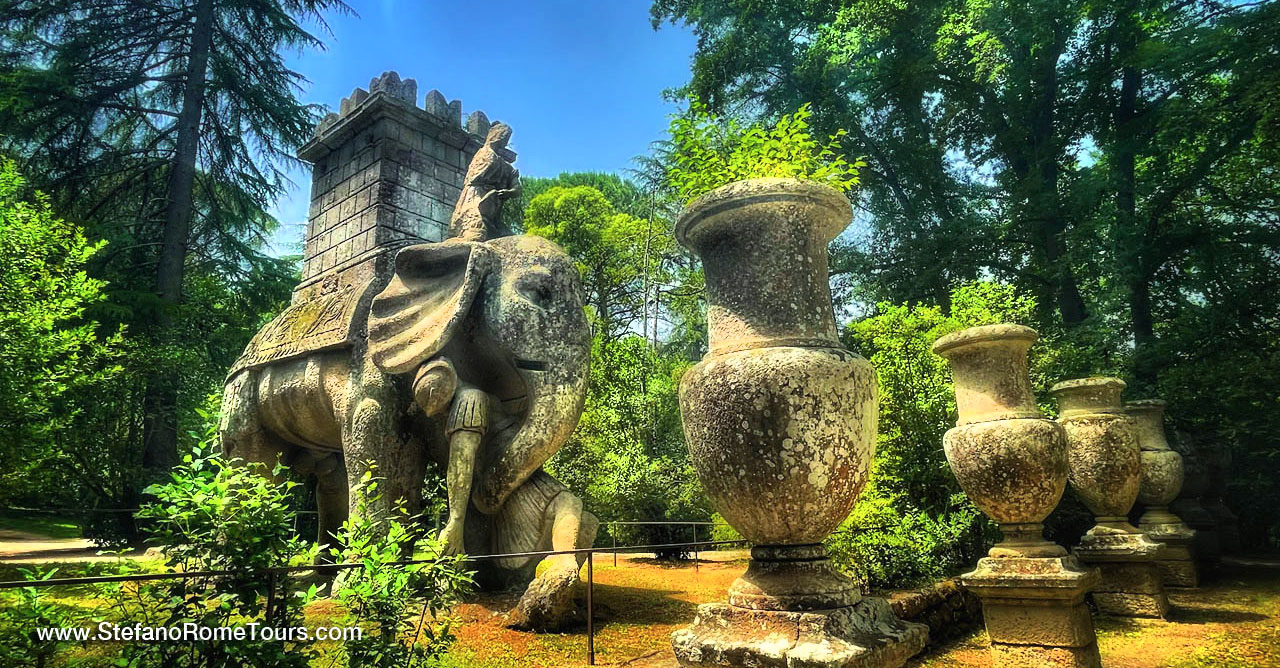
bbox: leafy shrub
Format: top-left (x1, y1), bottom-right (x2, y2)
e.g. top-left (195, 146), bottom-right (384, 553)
top-left (0, 566), bottom-right (89, 667)
top-left (331, 468), bottom-right (473, 668)
top-left (108, 412), bottom-right (320, 668)
top-left (828, 488), bottom-right (985, 590)
top-left (664, 101), bottom-right (866, 204)
top-left (832, 281), bottom-right (1079, 587)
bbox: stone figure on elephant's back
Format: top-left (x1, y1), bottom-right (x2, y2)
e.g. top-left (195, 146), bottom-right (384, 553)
top-left (220, 230), bottom-right (598, 630)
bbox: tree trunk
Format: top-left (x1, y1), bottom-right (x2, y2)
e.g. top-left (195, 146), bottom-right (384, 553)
top-left (141, 0), bottom-right (215, 477)
top-left (1114, 7), bottom-right (1157, 388)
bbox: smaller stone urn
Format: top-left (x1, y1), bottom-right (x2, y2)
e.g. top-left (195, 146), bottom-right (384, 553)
top-left (670, 178), bottom-right (926, 668)
top-left (933, 324), bottom-right (1069, 558)
top-left (1127, 400), bottom-right (1198, 587)
top-left (1051, 378), bottom-right (1169, 618)
top-left (935, 325), bottom-right (1102, 668)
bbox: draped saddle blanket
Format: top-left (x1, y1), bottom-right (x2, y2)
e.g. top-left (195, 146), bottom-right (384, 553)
top-left (228, 279), bottom-right (374, 377)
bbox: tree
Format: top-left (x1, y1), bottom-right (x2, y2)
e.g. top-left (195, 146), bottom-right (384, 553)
top-left (0, 0), bottom-right (348, 482)
top-left (653, 0), bottom-right (1280, 546)
top-left (0, 160), bottom-right (119, 504)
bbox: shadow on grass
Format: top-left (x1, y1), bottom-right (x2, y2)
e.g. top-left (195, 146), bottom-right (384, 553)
top-left (1168, 604), bottom-right (1269, 625)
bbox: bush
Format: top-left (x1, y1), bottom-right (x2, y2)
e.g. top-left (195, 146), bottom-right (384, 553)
top-left (107, 412), bottom-right (320, 668)
top-left (664, 101), bottom-right (865, 204)
top-left (828, 488), bottom-right (985, 590)
top-left (331, 468), bottom-right (473, 668)
top-left (0, 566), bottom-right (89, 668)
top-left (833, 281), bottom-right (1079, 587)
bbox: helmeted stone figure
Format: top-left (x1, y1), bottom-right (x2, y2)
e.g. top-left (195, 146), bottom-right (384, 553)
top-left (450, 122), bottom-right (521, 241)
top-left (219, 74), bottom-right (595, 630)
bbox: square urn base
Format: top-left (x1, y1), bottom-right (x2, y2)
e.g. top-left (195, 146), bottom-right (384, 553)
top-left (671, 597), bottom-right (928, 668)
top-left (960, 555), bottom-right (1103, 668)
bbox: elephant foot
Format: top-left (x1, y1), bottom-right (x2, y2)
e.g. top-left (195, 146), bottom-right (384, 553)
top-left (505, 555), bottom-right (582, 632)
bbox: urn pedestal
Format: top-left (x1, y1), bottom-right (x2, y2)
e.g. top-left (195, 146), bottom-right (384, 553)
top-left (1127, 400), bottom-right (1198, 587)
top-left (670, 179), bottom-right (926, 668)
top-left (934, 325), bottom-right (1101, 668)
top-left (1051, 378), bottom-right (1169, 618)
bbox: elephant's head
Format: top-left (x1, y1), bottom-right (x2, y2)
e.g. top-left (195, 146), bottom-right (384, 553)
top-left (367, 236), bottom-right (591, 512)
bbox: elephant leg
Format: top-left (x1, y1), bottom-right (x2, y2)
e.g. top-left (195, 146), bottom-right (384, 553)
top-left (342, 368), bottom-right (425, 524)
top-left (313, 454), bottom-right (349, 560)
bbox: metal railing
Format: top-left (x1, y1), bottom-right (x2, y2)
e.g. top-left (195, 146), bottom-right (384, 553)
top-left (0, 536), bottom-right (750, 666)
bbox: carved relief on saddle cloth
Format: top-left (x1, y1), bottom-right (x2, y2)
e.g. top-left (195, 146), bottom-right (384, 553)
top-left (229, 277), bottom-right (374, 376)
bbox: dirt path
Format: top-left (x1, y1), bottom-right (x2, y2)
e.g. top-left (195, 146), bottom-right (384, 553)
top-left (439, 556), bottom-right (1280, 668)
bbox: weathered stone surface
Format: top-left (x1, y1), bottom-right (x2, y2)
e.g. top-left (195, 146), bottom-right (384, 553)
top-left (672, 599), bottom-right (928, 668)
top-left (505, 555), bottom-right (581, 631)
top-left (1052, 378), bottom-right (1142, 526)
top-left (933, 325), bottom-right (1069, 559)
top-left (959, 556), bottom-right (1101, 668)
top-left (988, 642), bottom-right (1102, 668)
top-left (675, 179), bottom-right (880, 611)
top-left (671, 178), bottom-right (922, 666)
top-left (1075, 536), bottom-right (1170, 618)
top-left (223, 79), bottom-right (596, 631)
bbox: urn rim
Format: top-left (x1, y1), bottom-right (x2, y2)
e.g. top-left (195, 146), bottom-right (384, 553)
top-left (674, 177), bottom-right (850, 250)
top-left (931, 323), bottom-right (1038, 357)
top-left (1125, 399), bottom-right (1167, 410)
top-left (1049, 376), bottom-right (1127, 395)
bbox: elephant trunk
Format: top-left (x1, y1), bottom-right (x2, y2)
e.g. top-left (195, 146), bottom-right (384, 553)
top-left (472, 344), bottom-right (589, 514)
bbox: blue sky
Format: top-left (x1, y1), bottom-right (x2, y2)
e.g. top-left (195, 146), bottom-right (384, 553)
top-left (268, 0), bottom-right (696, 251)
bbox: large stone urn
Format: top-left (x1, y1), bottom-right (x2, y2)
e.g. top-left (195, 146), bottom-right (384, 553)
top-left (934, 325), bottom-right (1101, 668)
top-left (1051, 378), bottom-right (1169, 618)
top-left (1127, 400), bottom-right (1198, 587)
top-left (670, 179), bottom-right (926, 668)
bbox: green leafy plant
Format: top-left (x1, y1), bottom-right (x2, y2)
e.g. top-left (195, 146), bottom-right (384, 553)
top-left (664, 101), bottom-right (866, 204)
top-left (331, 467), bottom-right (473, 668)
top-left (106, 410), bottom-right (320, 668)
top-left (0, 566), bottom-right (91, 668)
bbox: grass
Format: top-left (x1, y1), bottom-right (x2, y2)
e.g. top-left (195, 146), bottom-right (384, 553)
top-left (0, 511), bottom-right (83, 540)
top-left (909, 562), bottom-right (1280, 668)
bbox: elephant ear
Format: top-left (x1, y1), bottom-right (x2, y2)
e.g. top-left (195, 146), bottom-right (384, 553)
top-left (369, 241), bottom-right (493, 375)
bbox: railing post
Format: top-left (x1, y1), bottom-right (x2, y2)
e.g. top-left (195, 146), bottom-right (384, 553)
top-left (612, 523), bottom-right (617, 568)
top-left (586, 550), bottom-right (595, 666)
top-left (692, 523), bottom-right (699, 573)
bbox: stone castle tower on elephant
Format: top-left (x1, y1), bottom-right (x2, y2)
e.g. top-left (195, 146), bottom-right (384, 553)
top-left (219, 72), bottom-right (597, 629)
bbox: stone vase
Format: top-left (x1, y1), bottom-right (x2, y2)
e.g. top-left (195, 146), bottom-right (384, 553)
top-left (935, 325), bottom-right (1101, 668)
top-left (1051, 378), bottom-right (1169, 618)
top-left (932, 324), bottom-right (1069, 558)
top-left (671, 179), bottom-right (926, 668)
top-left (1127, 400), bottom-right (1199, 587)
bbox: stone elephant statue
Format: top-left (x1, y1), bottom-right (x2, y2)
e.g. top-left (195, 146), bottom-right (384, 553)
top-left (220, 234), bottom-right (598, 629)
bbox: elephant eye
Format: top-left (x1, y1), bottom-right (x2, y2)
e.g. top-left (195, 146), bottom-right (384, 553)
top-left (516, 272), bottom-right (554, 308)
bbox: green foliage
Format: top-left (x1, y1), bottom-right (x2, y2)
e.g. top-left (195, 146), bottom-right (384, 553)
top-left (524, 185), bottom-right (676, 343)
top-left (331, 468), bottom-right (473, 668)
top-left (664, 101), bottom-right (865, 204)
top-left (0, 160), bottom-right (121, 503)
top-left (828, 490), bottom-right (984, 590)
top-left (547, 336), bottom-right (709, 557)
top-left (830, 281), bottom-right (1096, 585)
top-left (0, 566), bottom-right (89, 668)
top-left (114, 414), bottom-right (320, 668)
